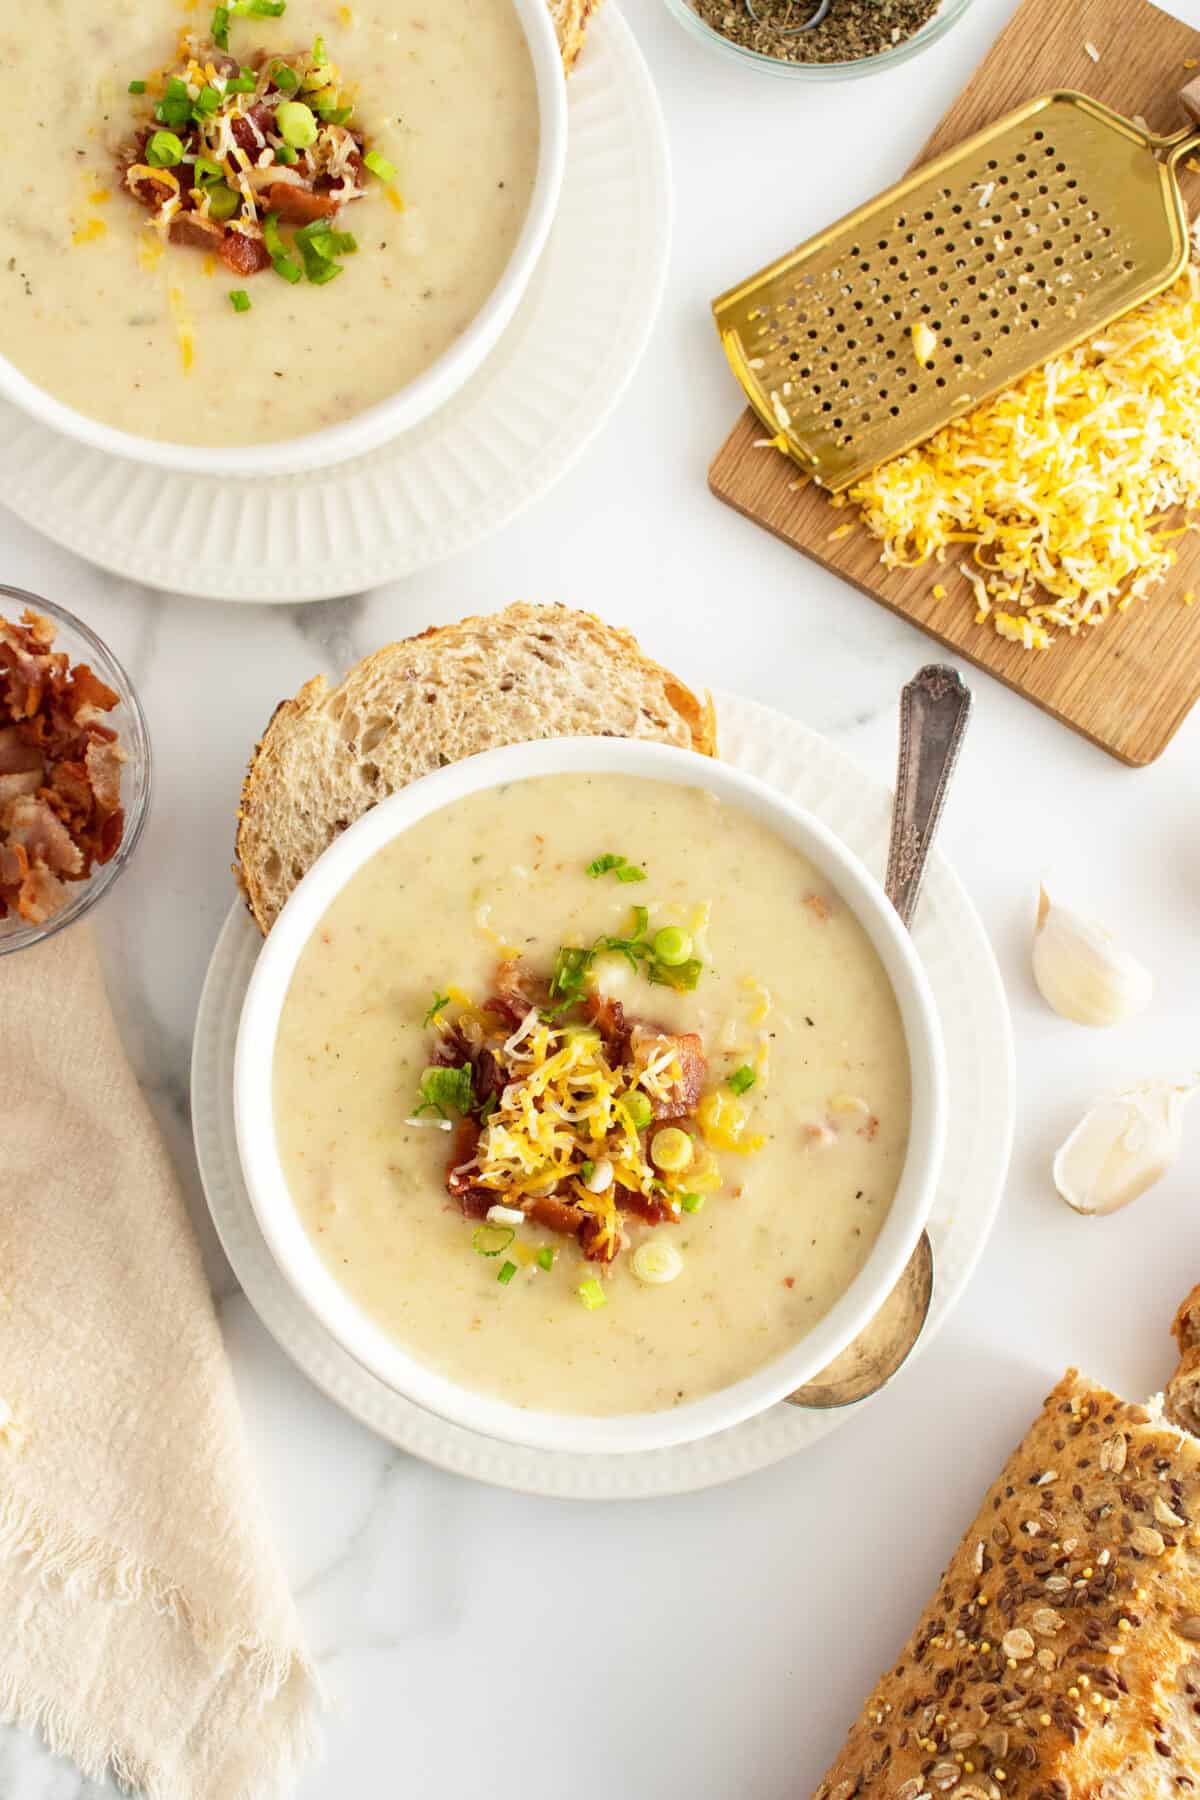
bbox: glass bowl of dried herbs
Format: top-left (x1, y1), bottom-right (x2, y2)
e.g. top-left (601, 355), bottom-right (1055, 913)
top-left (661, 0), bottom-right (974, 79)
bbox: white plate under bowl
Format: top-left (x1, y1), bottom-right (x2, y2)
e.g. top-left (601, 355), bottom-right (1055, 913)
top-left (190, 690), bottom-right (1014, 1499)
top-left (0, 5), bottom-right (668, 602)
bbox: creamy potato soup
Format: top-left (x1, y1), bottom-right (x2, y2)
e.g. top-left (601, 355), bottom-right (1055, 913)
top-left (273, 775), bottom-right (912, 1416)
top-left (0, 0), bottom-right (538, 446)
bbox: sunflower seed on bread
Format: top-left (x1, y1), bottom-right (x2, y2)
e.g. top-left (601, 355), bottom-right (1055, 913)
top-left (814, 1369), bottom-right (1200, 1800)
top-left (234, 602), bottom-right (716, 935)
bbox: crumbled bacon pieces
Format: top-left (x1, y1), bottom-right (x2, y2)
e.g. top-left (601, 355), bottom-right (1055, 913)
top-left (0, 611), bottom-right (125, 926)
top-left (630, 1024), bottom-right (707, 1119)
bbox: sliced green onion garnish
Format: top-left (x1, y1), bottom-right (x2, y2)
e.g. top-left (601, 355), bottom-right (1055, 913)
top-left (227, 72), bottom-right (257, 92)
top-left (295, 218), bottom-right (331, 248)
top-left (228, 289), bottom-right (251, 312)
top-left (423, 991), bottom-right (450, 1027)
top-left (232, 0), bottom-right (286, 15)
top-left (155, 93), bottom-right (192, 127)
top-left (728, 1065), bottom-right (756, 1097)
top-left (652, 926), bottom-right (692, 967)
top-left (297, 222), bottom-right (356, 257)
top-left (578, 1279), bottom-right (607, 1311)
top-left (646, 956), bottom-right (703, 993)
top-left (195, 84), bottom-right (222, 115)
top-left (145, 130), bottom-right (184, 168)
top-left (303, 254), bottom-right (342, 285)
top-left (317, 103), bottom-right (354, 125)
top-left (276, 99), bottom-right (318, 148)
top-left (412, 1062), bottom-right (473, 1119)
top-left (261, 210), bottom-right (286, 258)
top-left (579, 1159), bottom-right (595, 1183)
top-left (497, 1260), bottom-right (517, 1286)
top-left (193, 156), bottom-right (224, 182)
top-left (536, 1247), bottom-right (554, 1271)
top-left (207, 184), bottom-right (240, 221)
top-left (363, 149), bottom-right (396, 183)
top-left (472, 1224), bottom-right (515, 1258)
top-left (272, 254), bottom-right (303, 283)
top-left (585, 852), bottom-right (646, 882)
top-left (312, 33), bottom-right (328, 64)
top-left (269, 59), bottom-right (300, 92)
top-left (272, 141), bottom-right (299, 164)
top-left (680, 1192), bottom-right (704, 1213)
top-left (211, 4), bottom-right (230, 48)
top-left (620, 1091), bottom-right (652, 1132)
top-left (128, 79), bottom-right (147, 95)
top-left (166, 76), bottom-right (189, 99)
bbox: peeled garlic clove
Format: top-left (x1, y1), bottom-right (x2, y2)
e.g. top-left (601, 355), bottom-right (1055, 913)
top-left (1054, 1078), bottom-right (1198, 1215)
top-left (1032, 886), bottom-right (1152, 1027)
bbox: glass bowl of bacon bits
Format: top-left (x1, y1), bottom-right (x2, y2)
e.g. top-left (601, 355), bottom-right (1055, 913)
top-left (0, 588), bottom-right (151, 956)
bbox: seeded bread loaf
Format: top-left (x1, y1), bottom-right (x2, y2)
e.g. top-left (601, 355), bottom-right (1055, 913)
top-left (813, 1369), bottom-right (1200, 1800)
top-left (548, 0), bottom-right (603, 72)
top-left (234, 602), bottom-right (716, 934)
top-left (1164, 1286), bottom-right (1200, 1435)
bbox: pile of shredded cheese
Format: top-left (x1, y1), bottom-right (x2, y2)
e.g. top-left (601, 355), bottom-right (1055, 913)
top-left (847, 265), bottom-right (1200, 649)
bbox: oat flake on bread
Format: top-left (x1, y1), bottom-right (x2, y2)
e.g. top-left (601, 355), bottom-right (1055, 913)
top-left (234, 603), bottom-right (716, 934)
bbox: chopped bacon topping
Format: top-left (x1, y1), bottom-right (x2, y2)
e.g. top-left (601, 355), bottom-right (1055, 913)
top-left (584, 991), bottom-right (629, 1062)
top-left (526, 1194), bottom-right (585, 1237)
top-left (0, 611), bottom-right (125, 925)
top-left (219, 230), bottom-right (272, 277)
top-left (630, 1024), bottom-right (707, 1119)
top-left (264, 184), bottom-right (339, 225)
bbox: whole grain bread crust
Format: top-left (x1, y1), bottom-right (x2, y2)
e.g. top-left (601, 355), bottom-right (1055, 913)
top-left (1163, 1284), bottom-right (1200, 1435)
top-left (814, 1369), bottom-right (1200, 1800)
top-left (548, 0), bottom-right (603, 71)
top-left (234, 602), bottom-right (716, 934)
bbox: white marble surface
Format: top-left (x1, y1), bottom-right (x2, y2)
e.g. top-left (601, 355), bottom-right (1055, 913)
top-left (4, 0), bottom-right (1200, 1793)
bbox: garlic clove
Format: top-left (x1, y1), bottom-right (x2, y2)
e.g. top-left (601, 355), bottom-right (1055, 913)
top-left (1032, 885), bottom-right (1152, 1027)
top-left (1054, 1078), bottom-right (1199, 1215)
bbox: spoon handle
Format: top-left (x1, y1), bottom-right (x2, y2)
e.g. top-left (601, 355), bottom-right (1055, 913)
top-left (885, 665), bottom-right (972, 931)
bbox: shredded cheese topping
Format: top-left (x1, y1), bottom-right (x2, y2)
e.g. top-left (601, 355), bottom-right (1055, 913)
top-left (451, 1011), bottom-right (720, 1263)
top-left (849, 267), bottom-right (1200, 648)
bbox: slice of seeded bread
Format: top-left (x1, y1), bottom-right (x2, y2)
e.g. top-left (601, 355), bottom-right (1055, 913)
top-left (234, 602), bottom-right (717, 934)
top-left (548, 0), bottom-right (603, 72)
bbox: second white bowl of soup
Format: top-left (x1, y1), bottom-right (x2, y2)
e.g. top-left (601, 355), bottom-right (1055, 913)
top-left (0, 0), bottom-right (565, 477)
top-left (235, 738), bottom-right (947, 1455)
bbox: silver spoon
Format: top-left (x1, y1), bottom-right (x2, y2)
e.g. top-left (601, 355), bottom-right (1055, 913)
top-left (743, 0), bottom-right (833, 34)
top-left (786, 664), bottom-right (972, 1409)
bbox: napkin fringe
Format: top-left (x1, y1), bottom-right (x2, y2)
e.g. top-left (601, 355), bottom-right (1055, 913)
top-left (1, 1484), bottom-right (199, 1625)
top-left (0, 1662), bottom-right (322, 1800)
top-left (0, 1486), bottom-right (323, 1800)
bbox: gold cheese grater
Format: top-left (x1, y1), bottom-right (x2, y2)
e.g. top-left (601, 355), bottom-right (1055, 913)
top-left (712, 85), bottom-right (1200, 493)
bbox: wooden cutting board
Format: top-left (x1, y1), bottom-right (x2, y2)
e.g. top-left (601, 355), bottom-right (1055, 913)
top-left (708, 0), bottom-right (1200, 766)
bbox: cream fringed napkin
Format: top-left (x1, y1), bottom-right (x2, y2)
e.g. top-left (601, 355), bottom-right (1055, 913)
top-left (0, 925), bottom-right (321, 1799)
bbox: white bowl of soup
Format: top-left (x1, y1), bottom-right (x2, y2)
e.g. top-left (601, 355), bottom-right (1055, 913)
top-left (235, 738), bottom-right (947, 1455)
top-left (0, 0), bottom-right (565, 477)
